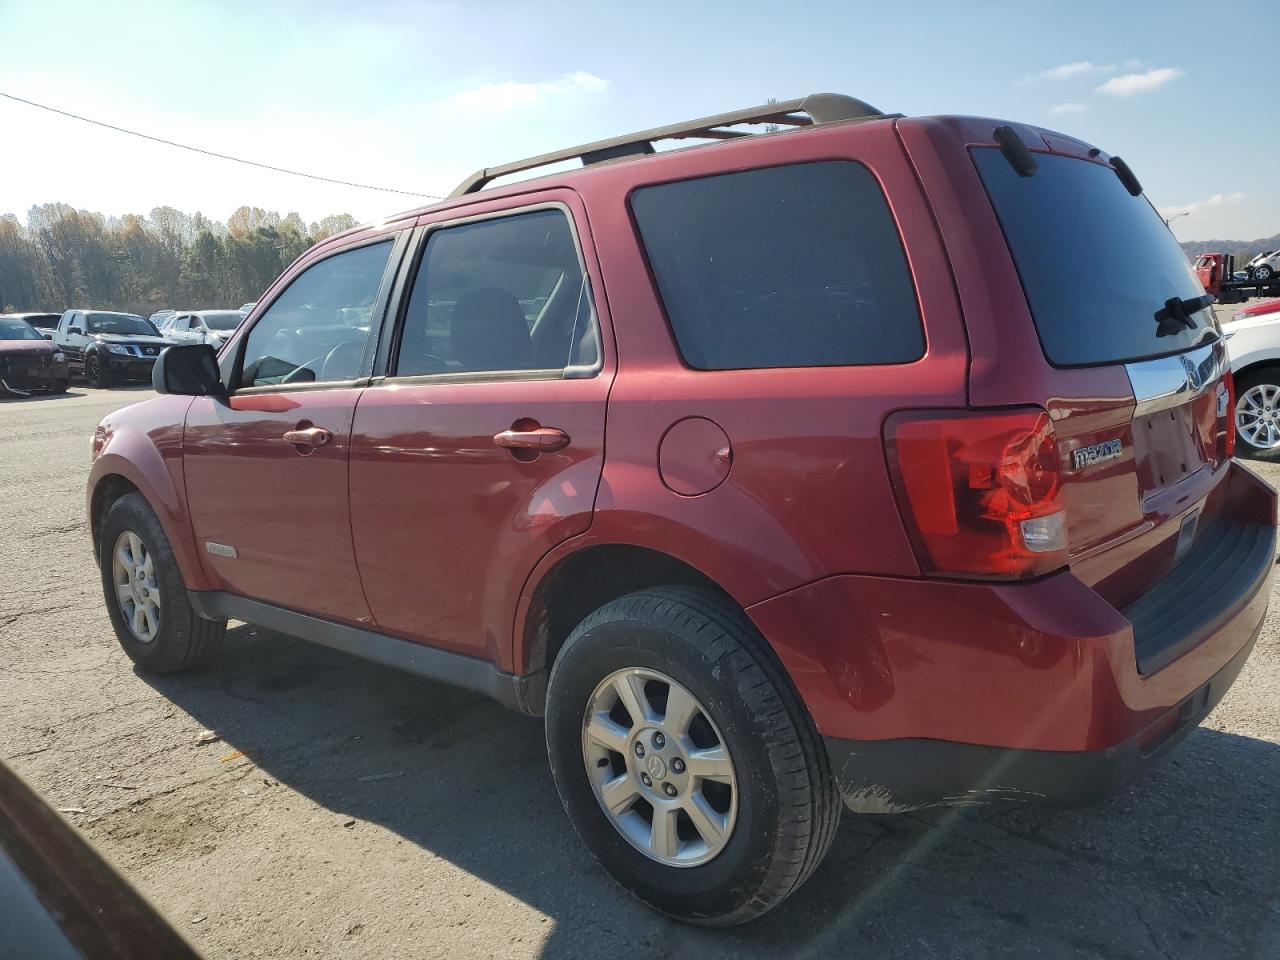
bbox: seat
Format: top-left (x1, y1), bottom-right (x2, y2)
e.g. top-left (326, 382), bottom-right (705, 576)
top-left (450, 288), bottom-right (531, 372)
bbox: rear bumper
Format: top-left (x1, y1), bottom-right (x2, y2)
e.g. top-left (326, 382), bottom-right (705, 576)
top-left (822, 618), bottom-right (1261, 811)
top-left (747, 461), bottom-right (1276, 809)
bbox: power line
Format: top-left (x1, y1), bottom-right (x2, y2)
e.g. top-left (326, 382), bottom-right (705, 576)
top-left (0, 91), bottom-right (443, 201)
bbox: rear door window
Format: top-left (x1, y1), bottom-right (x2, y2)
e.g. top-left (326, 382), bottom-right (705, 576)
top-left (630, 161), bottom-right (924, 370)
top-left (973, 149), bottom-right (1218, 366)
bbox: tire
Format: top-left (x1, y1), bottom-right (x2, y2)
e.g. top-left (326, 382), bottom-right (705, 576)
top-left (99, 492), bottom-right (225, 673)
top-left (1233, 368), bottom-right (1280, 460)
top-left (1255, 265), bottom-right (1275, 282)
top-left (85, 352), bottom-right (110, 388)
top-left (545, 586), bottom-right (839, 925)
top-left (52, 380), bottom-right (69, 394)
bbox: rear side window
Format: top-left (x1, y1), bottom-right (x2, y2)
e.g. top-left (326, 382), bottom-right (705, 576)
top-left (973, 149), bottom-right (1218, 366)
top-left (630, 161), bottom-right (924, 370)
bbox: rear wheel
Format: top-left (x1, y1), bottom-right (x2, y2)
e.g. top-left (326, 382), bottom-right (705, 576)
top-left (545, 586), bottom-right (839, 925)
top-left (85, 353), bottom-right (110, 388)
top-left (1234, 368), bottom-right (1280, 458)
top-left (99, 492), bottom-right (225, 673)
top-left (1254, 264), bottom-right (1275, 282)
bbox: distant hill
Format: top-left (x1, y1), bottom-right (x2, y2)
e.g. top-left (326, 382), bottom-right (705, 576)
top-left (1181, 233), bottom-right (1279, 263)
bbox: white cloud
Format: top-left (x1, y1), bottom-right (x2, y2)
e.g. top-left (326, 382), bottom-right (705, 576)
top-left (1038, 60), bottom-right (1115, 80)
top-left (440, 72), bottom-right (609, 113)
top-left (1158, 192), bottom-right (1246, 219)
top-left (1050, 102), bottom-right (1089, 115)
top-left (1095, 67), bottom-right (1183, 96)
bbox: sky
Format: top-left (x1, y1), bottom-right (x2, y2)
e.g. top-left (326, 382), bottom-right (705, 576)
top-left (0, 0), bottom-right (1275, 242)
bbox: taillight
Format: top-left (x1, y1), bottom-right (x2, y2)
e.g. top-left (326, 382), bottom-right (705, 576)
top-left (884, 408), bottom-right (1068, 579)
top-left (1218, 371), bottom-right (1236, 461)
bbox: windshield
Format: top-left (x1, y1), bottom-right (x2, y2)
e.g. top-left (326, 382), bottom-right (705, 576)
top-left (86, 313), bottom-right (159, 336)
top-left (973, 149), bottom-right (1218, 367)
top-left (0, 318), bottom-right (44, 341)
top-left (201, 311), bottom-right (244, 331)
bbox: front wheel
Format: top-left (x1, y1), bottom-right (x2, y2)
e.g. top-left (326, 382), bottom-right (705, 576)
top-left (1234, 369), bottom-right (1280, 458)
top-left (85, 353), bottom-right (110, 388)
top-left (545, 586), bottom-right (839, 925)
top-left (99, 492), bottom-right (225, 673)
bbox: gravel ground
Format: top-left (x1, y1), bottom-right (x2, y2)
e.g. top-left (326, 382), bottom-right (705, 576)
top-left (2, 373), bottom-right (1278, 960)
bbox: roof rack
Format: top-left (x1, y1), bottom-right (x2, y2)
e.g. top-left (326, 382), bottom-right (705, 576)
top-left (448, 92), bottom-right (886, 198)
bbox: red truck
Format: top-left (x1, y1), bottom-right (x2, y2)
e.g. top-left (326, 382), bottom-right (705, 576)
top-left (86, 94), bottom-right (1275, 924)
top-left (1193, 251), bottom-right (1280, 302)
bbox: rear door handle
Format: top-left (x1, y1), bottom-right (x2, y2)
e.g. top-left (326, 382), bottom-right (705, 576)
top-left (282, 426), bottom-right (332, 447)
top-left (493, 427), bottom-right (570, 451)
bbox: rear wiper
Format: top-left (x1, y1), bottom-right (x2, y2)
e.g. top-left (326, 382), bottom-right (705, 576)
top-left (1154, 294), bottom-right (1215, 337)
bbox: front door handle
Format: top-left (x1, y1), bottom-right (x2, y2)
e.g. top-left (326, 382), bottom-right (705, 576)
top-left (282, 426), bottom-right (332, 447)
top-left (493, 426), bottom-right (570, 452)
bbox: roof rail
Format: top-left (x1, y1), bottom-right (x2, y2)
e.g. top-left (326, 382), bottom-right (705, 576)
top-left (448, 92), bottom-right (886, 198)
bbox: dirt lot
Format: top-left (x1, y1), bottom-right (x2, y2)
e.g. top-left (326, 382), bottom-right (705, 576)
top-left (2, 370), bottom-right (1279, 958)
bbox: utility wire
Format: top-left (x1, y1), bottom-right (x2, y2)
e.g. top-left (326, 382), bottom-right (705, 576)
top-left (0, 91), bottom-right (443, 200)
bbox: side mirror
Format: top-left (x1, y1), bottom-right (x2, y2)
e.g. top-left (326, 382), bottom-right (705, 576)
top-left (68, 327), bottom-right (83, 336)
top-left (42, 333), bottom-right (53, 340)
top-left (153, 343), bottom-right (225, 397)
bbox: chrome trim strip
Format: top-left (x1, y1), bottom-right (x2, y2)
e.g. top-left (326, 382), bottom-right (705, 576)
top-left (1125, 343), bottom-right (1223, 417)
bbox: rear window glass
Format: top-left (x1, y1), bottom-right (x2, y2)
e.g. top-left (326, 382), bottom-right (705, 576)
top-left (630, 161), bottom-right (924, 370)
top-left (973, 149), bottom-right (1218, 367)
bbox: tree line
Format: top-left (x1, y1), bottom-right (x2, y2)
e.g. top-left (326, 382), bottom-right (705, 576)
top-left (0, 204), bottom-right (361, 316)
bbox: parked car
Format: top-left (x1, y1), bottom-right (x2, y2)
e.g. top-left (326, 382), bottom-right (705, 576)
top-left (1246, 250), bottom-right (1279, 282)
top-left (163, 310), bottom-right (246, 349)
top-left (149, 310), bottom-right (177, 329)
top-left (1222, 298), bottom-right (1280, 454)
top-left (86, 94), bottom-right (1276, 925)
top-left (1, 311), bottom-right (63, 336)
top-left (1230, 297), bottom-right (1280, 324)
top-left (52, 310), bottom-right (173, 387)
top-left (0, 315), bottom-right (69, 394)
top-left (0, 759), bottom-right (198, 958)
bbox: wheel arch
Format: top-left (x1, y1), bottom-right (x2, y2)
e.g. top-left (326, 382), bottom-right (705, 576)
top-left (515, 542), bottom-right (743, 709)
top-left (88, 453), bottom-right (210, 591)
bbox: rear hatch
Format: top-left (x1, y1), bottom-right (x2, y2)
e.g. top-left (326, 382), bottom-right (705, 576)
top-left (971, 144), bottom-right (1234, 608)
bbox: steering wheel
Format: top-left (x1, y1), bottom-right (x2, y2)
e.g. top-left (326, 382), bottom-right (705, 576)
top-left (320, 339), bottom-right (366, 381)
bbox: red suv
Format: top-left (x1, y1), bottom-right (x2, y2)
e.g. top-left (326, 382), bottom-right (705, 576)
top-left (87, 94), bottom-right (1276, 924)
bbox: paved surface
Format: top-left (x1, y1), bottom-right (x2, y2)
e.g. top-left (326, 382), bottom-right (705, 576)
top-left (2, 376), bottom-right (1279, 960)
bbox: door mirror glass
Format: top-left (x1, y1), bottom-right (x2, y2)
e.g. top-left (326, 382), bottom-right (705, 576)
top-left (154, 343), bottom-right (224, 396)
top-left (68, 327), bottom-right (83, 336)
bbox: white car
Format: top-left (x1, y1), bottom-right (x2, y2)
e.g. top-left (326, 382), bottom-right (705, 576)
top-left (1245, 250), bottom-right (1279, 282)
top-left (164, 310), bottom-right (245, 349)
top-left (1222, 298), bottom-right (1280, 454)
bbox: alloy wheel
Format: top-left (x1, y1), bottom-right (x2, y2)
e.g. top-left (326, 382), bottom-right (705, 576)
top-left (111, 530), bottom-right (161, 643)
top-left (1236, 383), bottom-right (1280, 450)
top-left (581, 667), bottom-right (738, 868)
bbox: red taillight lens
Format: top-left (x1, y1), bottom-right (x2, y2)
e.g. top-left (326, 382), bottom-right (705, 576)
top-left (1219, 370), bottom-right (1236, 461)
top-left (884, 408), bottom-right (1068, 579)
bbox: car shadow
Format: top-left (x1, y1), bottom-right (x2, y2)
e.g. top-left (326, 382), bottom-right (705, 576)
top-left (0, 389), bottom-right (82, 402)
top-left (141, 624), bottom-right (1280, 959)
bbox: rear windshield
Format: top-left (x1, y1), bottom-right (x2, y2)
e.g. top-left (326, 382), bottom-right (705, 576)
top-left (973, 149), bottom-right (1218, 367)
top-left (25, 314), bottom-right (60, 328)
top-left (630, 161), bottom-right (924, 370)
top-left (200, 311), bottom-right (244, 331)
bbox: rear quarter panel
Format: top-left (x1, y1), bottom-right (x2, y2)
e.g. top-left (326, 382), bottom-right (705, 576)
top-left (515, 120), bottom-right (969, 624)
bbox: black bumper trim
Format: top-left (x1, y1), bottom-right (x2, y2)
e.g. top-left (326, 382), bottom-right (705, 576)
top-left (823, 617), bottom-right (1262, 812)
top-left (1124, 519), bottom-right (1275, 675)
